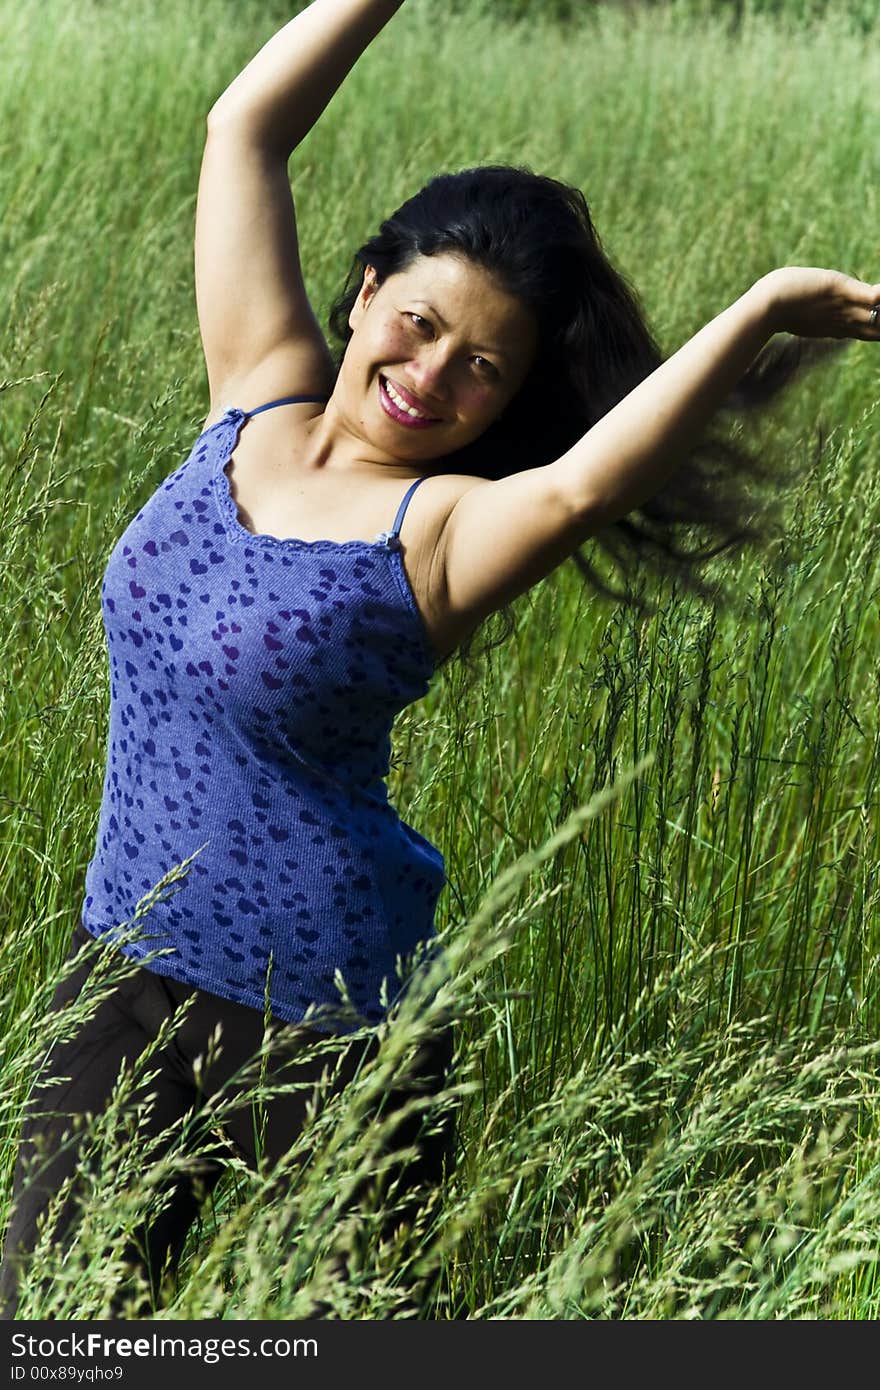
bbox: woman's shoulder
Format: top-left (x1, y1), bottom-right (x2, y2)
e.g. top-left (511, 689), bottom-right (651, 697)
top-left (403, 472), bottom-right (491, 579)
top-left (412, 471), bottom-right (491, 543)
top-left (198, 359), bottom-right (334, 434)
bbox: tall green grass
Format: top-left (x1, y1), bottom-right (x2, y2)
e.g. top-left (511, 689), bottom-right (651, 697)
top-left (2, 0), bottom-right (880, 1318)
top-left (467, 0), bottom-right (880, 29)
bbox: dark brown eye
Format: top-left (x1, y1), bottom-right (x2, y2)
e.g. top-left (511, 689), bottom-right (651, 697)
top-left (472, 355), bottom-right (499, 379)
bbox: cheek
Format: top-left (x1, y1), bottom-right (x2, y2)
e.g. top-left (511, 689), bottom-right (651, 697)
top-left (460, 382), bottom-right (503, 419)
top-left (370, 319), bottom-right (413, 362)
top-left (346, 318), bottom-right (410, 379)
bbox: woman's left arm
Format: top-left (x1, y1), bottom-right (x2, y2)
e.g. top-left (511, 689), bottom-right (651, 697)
top-left (553, 268), bottom-right (877, 527)
top-left (435, 268), bottom-right (879, 633)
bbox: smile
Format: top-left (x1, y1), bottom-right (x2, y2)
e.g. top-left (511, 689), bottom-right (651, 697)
top-left (379, 375), bottom-right (442, 429)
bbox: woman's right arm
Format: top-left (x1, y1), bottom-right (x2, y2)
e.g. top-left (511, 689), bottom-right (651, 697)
top-left (195, 0), bottom-right (405, 419)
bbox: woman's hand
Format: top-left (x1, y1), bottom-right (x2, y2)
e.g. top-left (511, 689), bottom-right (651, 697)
top-left (757, 266), bottom-right (880, 340)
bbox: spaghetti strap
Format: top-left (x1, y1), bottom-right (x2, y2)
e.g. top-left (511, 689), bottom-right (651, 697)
top-left (390, 476), bottom-right (429, 539)
top-left (244, 393), bottom-right (328, 418)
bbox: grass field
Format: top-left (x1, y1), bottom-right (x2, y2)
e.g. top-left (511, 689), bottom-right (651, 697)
top-left (2, 0), bottom-right (880, 1319)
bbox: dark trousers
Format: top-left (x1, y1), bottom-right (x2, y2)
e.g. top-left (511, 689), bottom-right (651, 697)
top-left (0, 921), bottom-right (454, 1319)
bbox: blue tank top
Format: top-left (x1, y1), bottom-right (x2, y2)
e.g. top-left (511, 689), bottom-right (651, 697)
top-left (80, 395), bottom-right (447, 1029)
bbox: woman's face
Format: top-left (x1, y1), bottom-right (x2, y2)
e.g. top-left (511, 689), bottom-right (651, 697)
top-left (337, 251), bottom-right (539, 463)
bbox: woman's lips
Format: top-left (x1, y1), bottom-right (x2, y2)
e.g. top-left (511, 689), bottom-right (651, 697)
top-left (379, 375), bottom-right (442, 430)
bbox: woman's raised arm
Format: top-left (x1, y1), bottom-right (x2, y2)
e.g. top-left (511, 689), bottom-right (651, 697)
top-left (435, 268), bottom-right (880, 639)
top-left (195, 0), bottom-right (405, 416)
top-left (552, 268), bottom-right (878, 527)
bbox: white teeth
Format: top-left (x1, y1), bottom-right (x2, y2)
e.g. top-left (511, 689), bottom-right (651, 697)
top-left (384, 379), bottom-right (429, 419)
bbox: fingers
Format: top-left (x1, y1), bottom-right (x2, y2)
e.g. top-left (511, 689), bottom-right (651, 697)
top-left (819, 271), bottom-right (879, 340)
top-left (827, 274), bottom-right (879, 341)
top-left (768, 267), bottom-right (879, 341)
top-left (847, 277), bottom-right (880, 340)
top-left (858, 282), bottom-right (880, 340)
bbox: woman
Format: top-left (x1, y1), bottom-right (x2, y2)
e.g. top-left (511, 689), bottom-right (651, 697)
top-left (1, 0), bottom-right (877, 1320)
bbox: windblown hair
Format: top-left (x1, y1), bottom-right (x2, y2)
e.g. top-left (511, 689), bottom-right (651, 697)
top-left (329, 165), bottom-right (837, 666)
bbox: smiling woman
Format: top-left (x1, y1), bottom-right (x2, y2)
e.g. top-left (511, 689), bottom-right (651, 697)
top-left (341, 255), bottom-right (539, 450)
top-left (2, 0), bottom-right (878, 1322)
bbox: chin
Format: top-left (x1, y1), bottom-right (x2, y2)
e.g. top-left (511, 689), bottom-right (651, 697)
top-left (371, 418), bottom-right (450, 461)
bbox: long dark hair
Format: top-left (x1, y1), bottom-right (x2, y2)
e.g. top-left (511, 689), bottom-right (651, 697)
top-left (329, 165), bottom-right (837, 665)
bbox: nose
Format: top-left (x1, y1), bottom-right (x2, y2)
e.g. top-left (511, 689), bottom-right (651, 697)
top-left (406, 344), bottom-right (453, 403)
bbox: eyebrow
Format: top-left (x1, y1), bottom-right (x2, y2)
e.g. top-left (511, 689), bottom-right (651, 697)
top-left (410, 300), bottom-right (512, 363)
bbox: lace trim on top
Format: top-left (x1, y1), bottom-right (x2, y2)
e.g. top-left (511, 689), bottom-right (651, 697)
top-left (208, 408), bottom-right (440, 668)
top-left (212, 408), bottom-right (403, 554)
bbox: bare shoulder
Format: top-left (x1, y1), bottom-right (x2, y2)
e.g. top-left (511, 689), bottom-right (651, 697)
top-left (408, 471), bottom-right (490, 551)
top-left (198, 355), bottom-right (334, 434)
top-left (422, 470), bottom-right (488, 513)
top-left (400, 471), bottom-right (495, 661)
top-left (407, 458), bottom-right (588, 661)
